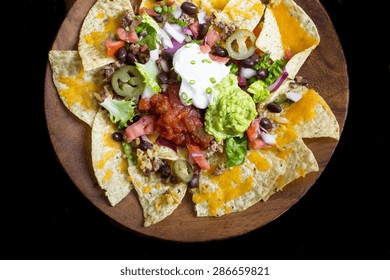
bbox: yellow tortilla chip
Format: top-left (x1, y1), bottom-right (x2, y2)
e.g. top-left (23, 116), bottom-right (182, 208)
top-left (78, 0), bottom-right (134, 71)
top-left (190, 149), bottom-right (285, 217)
top-left (128, 146), bottom-right (187, 227)
top-left (256, 0), bottom-right (320, 78)
top-left (200, 0), bottom-right (229, 15)
top-left (129, 166), bottom-right (187, 227)
top-left (266, 126), bottom-right (319, 191)
top-left (91, 108), bottom-right (133, 206)
top-left (268, 80), bottom-right (340, 140)
top-left (48, 50), bottom-right (101, 126)
top-left (213, 0), bottom-right (265, 31)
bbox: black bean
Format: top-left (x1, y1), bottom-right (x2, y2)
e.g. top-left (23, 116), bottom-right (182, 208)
top-left (266, 102), bottom-right (282, 113)
top-left (240, 58), bottom-right (255, 68)
top-left (161, 51), bottom-right (174, 60)
top-left (198, 23), bottom-right (208, 39)
top-left (139, 139), bottom-right (153, 151)
top-left (127, 115), bottom-right (140, 125)
top-left (153, 14), bottom-right (164, 23)
top-left (187, 173), bottom-right (200, 188)
top-left (260, 117), bottom-right (272, 129)
top-left (181, 2), bottom-right (198, 15)
top-left (112, 132), bottom-right (124, 142)
top-left (213, 46), bottom-right (228, 57)
top-left (168, 70), bottom-right (178, 82)
top-left (126, 52), bottom-right (138, 66)
top-left (115, 47), bottom-right (127, 62)
top-left (158, 165), bottom-right (171, 179)
top-left (261, 0), bottom-right (270, 4)
top-left (256, 68), bottom-right (268, 80)
top-left (170, 175), bottom-right (178, 184)
top-left (157, 72), bottom-right (169, 84)
top-left (250, 53), bottom-right (260, 64)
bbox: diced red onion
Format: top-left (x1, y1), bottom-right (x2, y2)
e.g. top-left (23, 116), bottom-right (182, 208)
top-left (164, 38), bottom-right (186, 54)
top-left (149, 48), bottom-right (159, 61)
top-left (181, 27), bottom-right (193, 36)
top-left (156, 136), bottom-right (177, 152)
top-left (163, 22), bottom-right (186, 43)
top-left (172, 6), bottom-right (182, 19)
top-left (240, 67), bottom-right (257, 79)
top-left (170, 23), bottom-right (182, 32)
top-left (286, 91), bottom-right (302, 102)
top-left (197, 11), bottom-right (206, 24)
top-left (261, 132), bottom-right (276, 145)
top-left (268, 68), bottom-right (288, 93)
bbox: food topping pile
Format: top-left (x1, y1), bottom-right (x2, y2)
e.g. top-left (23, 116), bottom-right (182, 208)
top-left (49, 0), bottom-right (340, 226)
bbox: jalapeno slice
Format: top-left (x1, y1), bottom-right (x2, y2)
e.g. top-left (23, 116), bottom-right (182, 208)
top-left (111, 65), bottom-right (145, 99)
top-left (225, 29), bottom-right (257, 60)
top-left (172, 160), bottom-right (194, 183)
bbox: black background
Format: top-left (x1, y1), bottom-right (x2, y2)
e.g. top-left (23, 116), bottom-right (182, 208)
top-left (6, 0), bottom-right (389, 260)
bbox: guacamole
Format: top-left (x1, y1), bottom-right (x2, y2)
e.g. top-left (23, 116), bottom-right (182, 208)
top-left (205, 74), bottom-right (257, 141)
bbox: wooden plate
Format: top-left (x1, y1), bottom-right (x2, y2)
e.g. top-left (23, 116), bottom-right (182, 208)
top-left (44, 0), bottom-right (349, 242)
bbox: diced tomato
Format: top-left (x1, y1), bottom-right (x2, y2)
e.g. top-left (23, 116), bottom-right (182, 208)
top-left (117, 27), bottom-right (138, 43)
top-left (246, 118), bottom-right (260, 142)
top-left (246, 118), bottom-right (269, 149)
top-left (105, 40), bottom-right (125, 57)
top-left (208, 53), bottom-right (230, 64)
top-left (139, 7), bottom-right (159, 17)
top-left (249, 138), bottom-right (269, 149)
top-left (140, 44), bottom-right (149, 52)
top-left (186, 144), bottom-right (210, 170)
top-left (200, 44), bottom-right (211, 53)
top-left (188, 22), bottom-right (200, 38)
top-left (124, 115), bottom-right (156, 143)
top-left (204, 28), bottom-right (220, 47)
top-left (285, 49), bottom-right (294, 61)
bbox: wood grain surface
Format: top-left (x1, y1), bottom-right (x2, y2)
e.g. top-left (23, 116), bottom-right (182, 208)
top-left (45, 0), bottom-right (349, 242)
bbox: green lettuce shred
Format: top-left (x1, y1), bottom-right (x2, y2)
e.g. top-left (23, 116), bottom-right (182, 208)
top-left (225, 136), bottom-right (248, 168)
top-left (100, 98), bottom-right (136, 129)
top-left (247, 80), bottom-right (270, 103)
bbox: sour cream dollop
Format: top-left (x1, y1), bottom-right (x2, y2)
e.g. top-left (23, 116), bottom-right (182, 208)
top-left (173, 43), bottom-right (230, 109)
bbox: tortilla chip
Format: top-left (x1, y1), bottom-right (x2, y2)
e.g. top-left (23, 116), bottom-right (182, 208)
top-left (256, 0), bottom-right (320, 78)
top-left (91, 108), bottom-right (133, 206)
top-left (78, 0), bottom-right (134, 71)
top-left (190, 149), bottom-right (285, 217)
top-left (268, 80), bottom-right (340, 140)
top-left (266, 126), bottom-right (318, 191)
top-left (48, 50), bottom-right (101, 126)
top-left (200, 0), bottom-right (229, 15)
top-left (212, 0), bottom-right (265, 31)
top-left (128, 146), bottom-right (187, 227)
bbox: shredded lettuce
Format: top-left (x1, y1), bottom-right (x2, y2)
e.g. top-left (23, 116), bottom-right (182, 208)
top-left (254, 54), bottom-right (287, 85)
top-left (139, 13), bottom-right (173, 49)
top-left (100, 98), bottom-right (136, 129)
top-left (136, 59), bottom-right (161, 94)
top-left (247, 80), bottom-right (270, 103)
top-left (225, 136), bottom-right (248, 168)
top-left (122, 142), bottom-right (137, 165)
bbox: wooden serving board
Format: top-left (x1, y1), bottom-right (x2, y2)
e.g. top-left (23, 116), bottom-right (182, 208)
top-left (44, 0), bottom-right (349, 242)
